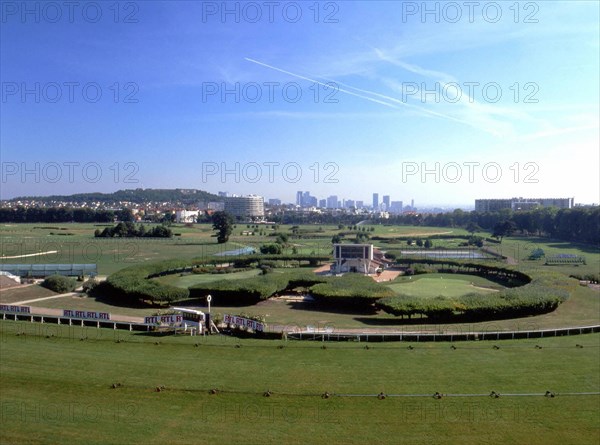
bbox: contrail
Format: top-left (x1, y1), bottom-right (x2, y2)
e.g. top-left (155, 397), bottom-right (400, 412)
top-left (244, 57), bottom-right (472, 126)
top-left (245, 57), bottom-right (398, 109)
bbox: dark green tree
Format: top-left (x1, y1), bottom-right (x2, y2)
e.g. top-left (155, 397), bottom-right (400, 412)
top-left (465, 222), bottom-right (481, 235)
top-left (492, 220), bottom-right (517, 243)
top-left (260, 243), bottom-right (283, 254)
top-left (212, 211), bottom-right (234, 244)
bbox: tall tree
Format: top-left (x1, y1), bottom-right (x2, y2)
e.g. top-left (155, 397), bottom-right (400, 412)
top-left (212, 211), bottom-right (234, 244)
top-left (492, 220), bottom-right (517, 243)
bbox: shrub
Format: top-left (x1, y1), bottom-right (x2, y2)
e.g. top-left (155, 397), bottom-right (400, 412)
top-left (310, 274), bottom-right (395, 308)
top-left (376, 271), bottom-right (574, 320)
top-left (82, 278), bottom-right (98, 293)
top-left (104, 259), bottom-right (190, 305)
top-left (189, 274), bottom-right (290, 305)
top-left (260, 243), bottom-right (283, 255)
top-left (41, 275), bottom-right (77, 293)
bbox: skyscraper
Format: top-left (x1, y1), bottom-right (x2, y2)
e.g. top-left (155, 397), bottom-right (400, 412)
top-left (326, 195), bottom-right (339, 209)
top-left (372, 193), bottom-right (379, 210)
top-left (383, 195), bottom-right (390, 211)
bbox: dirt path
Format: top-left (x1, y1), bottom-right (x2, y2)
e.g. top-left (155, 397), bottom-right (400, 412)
top-left (372, 268), bottom-right (403, 282)
top-left (313, 263), bottom-right (332, 274)
top-left (0, 250), bottom-right (58, 259)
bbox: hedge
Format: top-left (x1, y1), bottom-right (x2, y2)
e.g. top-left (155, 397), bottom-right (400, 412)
top-left (188, 269), bottom-right (328, 305)
top-left (191, 254), bottom-right (329, 268)
top-left (41, 275), bottom-right (77, 293)
top-left (309, 274), bottom-right (395, 308)
top-left (189, 274), bottom-right (289, 305)
top-left (104, 259), bottom-right (190, 305)
top-left (376, 271), bottom-right (575, 320)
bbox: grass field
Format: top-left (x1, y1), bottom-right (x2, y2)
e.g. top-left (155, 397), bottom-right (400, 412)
top-left (0, 320), bottom-right (598, 445)
top-left (1, 223), bottom-right (599, 443)
top-left (0, 223), bottom-right (337, 275)
top-left (486, 236), bottom-right (600, 277)
top-left (385, 274), bottom-right (502, 298)
top-left (152, 269), bottom-right (262, 288)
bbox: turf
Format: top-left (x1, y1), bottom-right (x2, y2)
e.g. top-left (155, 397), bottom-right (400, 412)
top-left (152, 269), bottom-right (261, 288)
top-left (1, 223), bottom-right (599, 444)
top-left (385, 274), bottom-right (502, 298)
top-left (0, 320), bottom-right (598, 445)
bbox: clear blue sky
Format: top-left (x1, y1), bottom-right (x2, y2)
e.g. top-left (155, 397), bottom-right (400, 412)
top-left (1, 1), bottom-right (598, 207)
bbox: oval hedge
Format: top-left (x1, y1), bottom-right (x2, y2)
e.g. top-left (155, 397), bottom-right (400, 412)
top-left (376, 271), bottom-right (576, 320)
top-left (104, 259), bottom-right (191, 304)
top-left (188, 269), bottom-right (328, 305)
top-left (309, 274), bottom-right (395, 308)
top-left (104, 260), bottom-right (330, 306)
top-left (103, 256), bottom-right (573, 319)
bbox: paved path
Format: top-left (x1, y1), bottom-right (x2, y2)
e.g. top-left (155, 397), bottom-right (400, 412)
top-left (0, 250), bottom-right (58, 259)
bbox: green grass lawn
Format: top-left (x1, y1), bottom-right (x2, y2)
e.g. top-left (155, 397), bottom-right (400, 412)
top-left (483, 235), bottom-right (600, 277)
top-left (385, 273), bottom-right (503, 298)
top-left (0, 320), bottom-right (598, 445)
top-left (152, 269), bottom-right (262, 288)
top-left (1, 224), bottom-right (599, 444)
top-left (0, 285), bottom-right (57, 304)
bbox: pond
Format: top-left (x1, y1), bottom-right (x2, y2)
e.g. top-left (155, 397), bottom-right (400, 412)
top-left (214, 246), bottom-right (257, 256)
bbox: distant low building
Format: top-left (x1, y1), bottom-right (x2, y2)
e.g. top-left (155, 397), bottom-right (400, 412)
top-left (175, 210), bottom-right (199, 223)
top-left (475, 197), bottom-right (574, 212)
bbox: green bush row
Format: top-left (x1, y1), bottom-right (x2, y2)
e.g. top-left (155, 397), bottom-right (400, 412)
top-left (41, 275), bottom-right (77, 293)
top-left (309, 274), bottom-right (395, 307)
top-left (188, 269), bottom-right (328, 305)
top-left (104, 259), bottom-right (191, 304)
top-left (191, 254), bottom-right (329, 268)
top-left (376, 271), bottom-right (574, 320)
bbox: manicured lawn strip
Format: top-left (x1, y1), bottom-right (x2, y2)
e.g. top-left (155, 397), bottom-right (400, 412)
top-left (385, 274), bottom-right (503, 298)
top-left (152, 269), bottom-right (262, 288)
top-left (0, 321), bottom-right (598, 445)
top-left (0, 285), bottom-right (57, 304)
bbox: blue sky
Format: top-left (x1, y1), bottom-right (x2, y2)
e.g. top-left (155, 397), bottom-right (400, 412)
top-left (1, 1), bottom-right (598, 207)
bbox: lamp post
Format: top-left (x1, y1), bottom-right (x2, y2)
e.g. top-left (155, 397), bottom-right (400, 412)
top-left (206, 294), bottom-right (212, 333)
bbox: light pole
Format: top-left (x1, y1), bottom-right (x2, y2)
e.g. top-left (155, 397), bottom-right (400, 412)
top-left (206, 294), bottom-right (212, 333)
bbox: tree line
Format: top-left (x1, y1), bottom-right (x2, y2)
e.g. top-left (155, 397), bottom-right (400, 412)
top-left (0, 206), bottom-right (134, 223)
top-left (2, 205), bottom-right (598, 245)
top-left (94, 222), bottom-right (172, 238)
